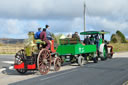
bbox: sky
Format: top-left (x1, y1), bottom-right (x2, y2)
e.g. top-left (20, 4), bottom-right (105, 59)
top-left (0, 0), bottom-right (128, 40)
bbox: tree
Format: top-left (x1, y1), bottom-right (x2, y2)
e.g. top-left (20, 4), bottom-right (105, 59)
top-left (116, 30), bottom-right (127, 43)
top-left (110, 30), bottom-right (127, 43)
top-left (111, 34), bottom-right (118, 43)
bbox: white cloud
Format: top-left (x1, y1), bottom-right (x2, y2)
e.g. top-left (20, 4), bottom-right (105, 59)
top-left (47, 17), bottom-right (83, 33)
top-left (0, 0), bottom-right (127, 39)
top-left (0, 0), bottom-right (127, 20)
top-left (87, 16), bottom-right (128, 32)
top-left (0, 19), bottom-right (40, 38)
top-left (86, 0), bottom-right (128, 18)
top-left (0, 0), bottom-right (83, 19)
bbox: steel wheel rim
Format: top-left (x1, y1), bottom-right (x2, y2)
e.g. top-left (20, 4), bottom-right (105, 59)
top-left (37, 49), bottom-right (51, 75)
top-left (54, 58), bottom-right (61, 71)
top-left (15, 50), bottom-right (27, 74)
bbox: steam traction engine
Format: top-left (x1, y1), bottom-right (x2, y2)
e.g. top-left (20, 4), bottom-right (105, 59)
top-left (14, 32), bottom-right (61, 75)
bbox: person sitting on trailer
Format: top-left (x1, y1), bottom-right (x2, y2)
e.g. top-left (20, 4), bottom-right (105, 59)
top-left (40, 28), bottom-right (51, 50)
top-left (67, 34), bottom-right (72, 38)
top-left (72, 32), bottom-right (80, 40)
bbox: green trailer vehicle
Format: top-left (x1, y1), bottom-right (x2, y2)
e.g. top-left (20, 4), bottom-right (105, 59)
top-left (56, 31), bottom-right (113, 66)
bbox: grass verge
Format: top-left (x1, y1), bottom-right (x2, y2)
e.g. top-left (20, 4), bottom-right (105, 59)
top-left (109, 43), bottom-right (128, 52)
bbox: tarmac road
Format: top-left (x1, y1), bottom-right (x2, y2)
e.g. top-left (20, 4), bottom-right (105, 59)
top-left (0, 55), bottom-right (14, 69)
top-left (1, 52), bottom-right (128, 85)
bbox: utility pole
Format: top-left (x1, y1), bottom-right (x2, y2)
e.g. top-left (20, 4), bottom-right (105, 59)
top-left (83, 0), bottom-right (86, 33)
top-left (83, 0), bottom-right (86, 38)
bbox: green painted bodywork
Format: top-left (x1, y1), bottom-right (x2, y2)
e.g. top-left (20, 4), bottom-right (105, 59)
top-left (103, 47), bottom-right (107, 58)
top-left (99, 39), bottom-right (103, 45)
top-left (56, 43), bottom-right (97, 55)
top-left (56, 31), bottom-right (109, 56)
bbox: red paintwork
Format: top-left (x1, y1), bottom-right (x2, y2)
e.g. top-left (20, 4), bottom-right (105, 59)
top-left (14, 63), bottom-right (36, 70)
top-left (14, 62), bottom-right (24, 69)
top-left (27, 64), bottom-right (36, 69)
top-left (51, 40), bottom-right (56, 53)
top-left (107, 46), bottom-right (113, 55)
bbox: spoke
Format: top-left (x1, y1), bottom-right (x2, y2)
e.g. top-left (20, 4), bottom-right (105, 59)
top-left (38, 49), bottom-right (51, 75)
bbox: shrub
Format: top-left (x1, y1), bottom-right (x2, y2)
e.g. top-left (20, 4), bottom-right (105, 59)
top-left (116, 30), bottom-right (127, 43)
top-left (110, 30), bottom-right (127, 43)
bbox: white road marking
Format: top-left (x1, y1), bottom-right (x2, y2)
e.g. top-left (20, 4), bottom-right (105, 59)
top-left (0, 68), bottom-right (6, 73)
top-left (0, 66), bottom-right (14, 73)
top-left (0, 61), bottom-right (14, 73)
top-left (9, 66), bottom-right (14, 69)
top-left (2, 61), bottom-right (14, 64)
top-left (41, 69), bottom-right (77, 81)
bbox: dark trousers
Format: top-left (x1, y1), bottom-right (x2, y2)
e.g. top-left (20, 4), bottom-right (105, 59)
top-left (47, 37), bottom-right (52, 40)
top-left (37, 43), bottom-right (40, 50)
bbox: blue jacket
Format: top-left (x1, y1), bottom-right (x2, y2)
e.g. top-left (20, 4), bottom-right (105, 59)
top-left (34, 31), bottom-right (41, 39)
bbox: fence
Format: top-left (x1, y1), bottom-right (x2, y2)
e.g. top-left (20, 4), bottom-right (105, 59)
top-left (0, 45), bottom-right (24, 54)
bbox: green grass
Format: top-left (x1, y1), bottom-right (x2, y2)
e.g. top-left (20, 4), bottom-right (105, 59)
top-left (0, 44), bottom-right (24, 54)
top-left (0, 43), bottom-right (128, 54)
top-left (109, 43), bottom-right (128, 52)
top-left (0, 52), bottom-right (15, 54)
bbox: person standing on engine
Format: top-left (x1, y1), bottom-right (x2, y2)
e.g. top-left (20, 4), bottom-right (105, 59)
top-left (95, 34), bottom-right (100, 49)
top-left (90, 35), bottom-right (94, 44)
top-left (45, 25), bottom-right (53, 40)
top-left (83, 36), bottom-right (90, 45)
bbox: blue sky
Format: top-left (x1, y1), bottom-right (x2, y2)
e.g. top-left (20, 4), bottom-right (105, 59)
top-left (0, 0), bottom-right (128, 40)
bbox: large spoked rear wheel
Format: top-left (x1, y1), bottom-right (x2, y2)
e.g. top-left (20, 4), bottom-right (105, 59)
top-left (54, 57), bottom-right (61, 71)
top-left (37, 49), bottom-right (51, 75)
top-left (15, 49), bottom-right (27, 74)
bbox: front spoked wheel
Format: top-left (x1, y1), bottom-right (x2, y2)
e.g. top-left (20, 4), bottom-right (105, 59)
top-left (54, 57), bottom-right (61, 71)
top-left (15, 49), bottom-right (27, 74)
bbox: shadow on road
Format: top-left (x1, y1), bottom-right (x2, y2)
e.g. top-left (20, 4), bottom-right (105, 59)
top-left (1, 68), bottom-right (38, 75)
top-left (2, 57), bottom-right (128, 76)
top-left (1, 62), bottom-right (78, 75)
top-left (7, 57), bottom-right (128, 85)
